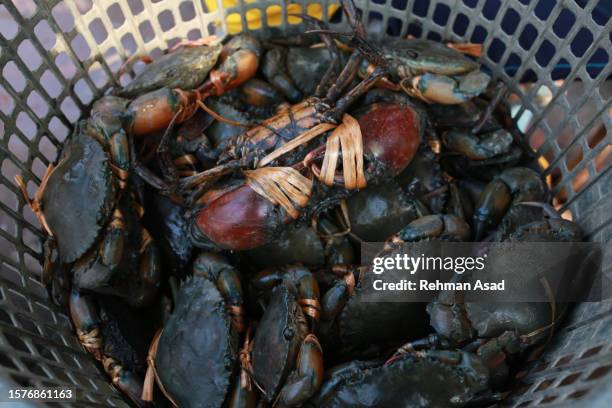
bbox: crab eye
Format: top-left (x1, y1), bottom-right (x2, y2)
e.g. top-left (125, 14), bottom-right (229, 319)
top-left (408, 50), bottom-right (419, 59)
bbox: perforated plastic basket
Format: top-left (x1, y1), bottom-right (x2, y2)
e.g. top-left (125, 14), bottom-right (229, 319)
top-left (0, 0), bottom-right (610, 407)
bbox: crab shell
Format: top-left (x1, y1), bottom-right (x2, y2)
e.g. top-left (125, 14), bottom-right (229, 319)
top-left (117, 44), bottom-right (223, 98)
top-left (308, 353), bottom-right (489, 408)
top-left (41, 122), bottom-right (117, 263)
top-left (344, 180), bottom-right (421, 242)
top-left (156, 276), bottom-right (239, 408)
top-left (251, 285), bottom-right (309, 403)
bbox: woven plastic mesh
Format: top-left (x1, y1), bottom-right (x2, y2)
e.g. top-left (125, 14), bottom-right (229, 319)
top-left (0, 0), bottom-right (610, 407)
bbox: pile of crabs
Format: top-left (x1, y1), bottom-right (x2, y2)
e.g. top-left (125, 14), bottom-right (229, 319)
top-left (17, 1), bottom-right (584, 407)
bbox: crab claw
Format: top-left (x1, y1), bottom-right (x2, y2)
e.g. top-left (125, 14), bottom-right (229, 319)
top-left (411, 70), bottom-right (491, 104)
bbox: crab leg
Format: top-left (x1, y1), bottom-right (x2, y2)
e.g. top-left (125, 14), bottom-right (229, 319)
top-left (193, 252), bottom-right (246, 333)
top-left (275, 334), bottom-right (324, 408)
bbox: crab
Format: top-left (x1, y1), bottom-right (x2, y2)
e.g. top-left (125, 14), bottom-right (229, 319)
top-left (307, 349), bottom-right (491, 407)
top-left (144, 252), bottom-right (248, 407)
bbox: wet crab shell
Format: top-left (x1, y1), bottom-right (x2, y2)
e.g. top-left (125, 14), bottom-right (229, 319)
top-left (308, 353), bottom-right (489, 408)
top-left (41, 123), bottom-right (117, 263)
top-left (117, 44), bottom-right (223, 98)
top-left (344, 180), bottom-right (422, 242)
top-left (156, 276), bottom-right (238, 408)
top-left (358, 103), bottom-right (422, 177)
top-left (193, 182), bottom-right (288, 251)
top-left (251, 285), bottom-right (309, 402)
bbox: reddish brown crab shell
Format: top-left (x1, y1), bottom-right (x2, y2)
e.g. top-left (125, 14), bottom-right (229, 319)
top-left (194, 183), bottom-right (288, 250)
top-left (358, 103), bottom-right (422, 176)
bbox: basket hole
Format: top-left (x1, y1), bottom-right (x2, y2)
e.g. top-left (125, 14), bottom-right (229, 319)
top-left (119, 33), bottom-right (137, 57)
top-left (0, 85), bottom-right (15, 115)
top-left (554, 353), bottom-right (574, 367)
top-left (87, 62), bottom-right (109, 90)
top-left (138, 20), bottom-right (155, 43)
top-left (594, 145), bottom-right (612, 173)
top-left (487, 38), bottom-right (505, 63)
top-left (471, 25), bottom-right (487, 43)
top-left (386, 17), bottom-right (402, 37)
top-left (0, 184), bottom-right (18, 211)
top-left (3, 61), bottom-right (27, 93)
top-left (26, 90), bottom-right (49, 119)
top-left (529, 126), bottom-right (546, 150)
top-left (103, 46), bottom-right (122, 75)
top-left (288, 4), bottom-right (303, 25)
top-left (505, 53), bottom-right (522, 77)
top-left (88, 17), bottom-right (108, 44)
top-left (22, 358), bottom-right (48, 377)
top-left (49, 365), bottom-right (71, 383)
top-left (0, 5), bottom-right (19, 40)
top-left (74, 78), bottom-right (94, 105)
top-left (518, 23), bottom-right (537, 51)
top-left (534, 0), bottom-right (554, 21)
top-left (552, 8), bottom-right (575, 39)
top-left (22, 227), bottom-right (40, 254)
top-left (407, 23), bottom-right (423, 38)
top-left (306, 3), bottom-right (324, 20)
top-left (587, 364), bottom-right (612, 381)
top-left (544, 101), bottom-right (567, 129)
top-left (580, 345), bottom-right (603, 359)
top-left (413, 0), bottom-right (430, 18)
top-left (16, 112), bottom-right (37, 140)
top-left (266, 6), bottom-right (282, 27)
top-left (516, 109), bottom-right (534, 132)
top-left (0, 352), bottom-right (18, 370)
top-left (432, 3), bottom-right (450, 26)
top-left (516, 400), bottom-right (532, 407)
top-left (51, 2), bottom-right (74, 32)
top-left (555, 123), bottom-right (575, 150)
top-left (48, 116), bottom-right (69, 142)
top-left (17, 39), bottom-right (43, 72)
top-left (570, 167), bottom-right (590, 193)
top-left (70, 33), bottom-right (91, 61)
top-left (107, 3), bottom-right (125, 28)
top-left (179, 1), bottom-right (196, 21)
top-left (0, 309), bottom-right (10, 325)
top-left (128, 0), bottom-right (144, 15)
top-left (452, 13), bottom-right (469, 36)
top-left (482, 0), bottom-right (501, 21)
top-left (592, 0), bottom-right (610, 25)
top-left (565, 145), bottom-right (583, 171)
top-left (227, 13), bottom-right (243, 32)
top-left (535, 378), bottom-right (553, 391)
top-left (246, 9), bottom-right (262, 30)
top-left (0, 212), bottom-right (17, 238)
top-left (55, 52), bottom-right (77, 80)
top-left (60, 96), bottom-right (80, 123)
top-left (14, 0), bottom-right (36, 19)
top-left (535, 39), bottom-right (555, 67)
top-left (571, 28), bottom-right (593, 58)
top-left (391, 0), bottom-right (407, 10)
top-left (427, 31), bottom-right (442, 42)
top-left (463, 0), bottom-right (478, 8)
top-left (566, 389), bottom-right (589, 400)
top-left (587, 122), bottom-right (606, 149)
top-left (8, 135), bottom-right (28, 163)
top-left (501, 8), bottom-right (520, 35)
top-left (34, 20), bottom-right (57, 50)
top-left (187, 28), bottom-right (202, 41)
top-left (3, 332), bottom-right (30, 353)
top-left (158, 9), bottom-right (175, 32)
top-left (586, 48), bottom-right (607, 79)
top-left (540, 395), bottom-right (557, 404)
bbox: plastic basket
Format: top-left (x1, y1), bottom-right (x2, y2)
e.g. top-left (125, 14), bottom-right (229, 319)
top-left (0, 0), bottom-right (610, 406)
